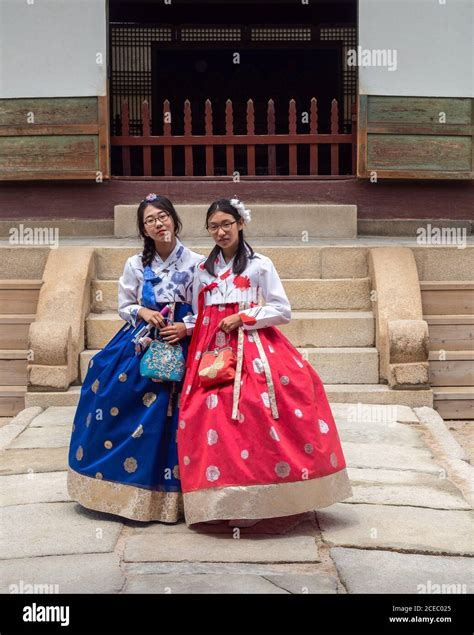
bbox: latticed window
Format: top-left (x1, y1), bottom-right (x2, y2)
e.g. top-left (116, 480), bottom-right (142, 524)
top-left (181, 27), bottom-right (241, 41)
top-left (251, 27), bottom-right (311, 41)
top-left (110, 24), bottom-right (172, 135)
top-left (320, 25), bottom-right (358, 132)
top-left (110, 22), bottom-right (357, 137)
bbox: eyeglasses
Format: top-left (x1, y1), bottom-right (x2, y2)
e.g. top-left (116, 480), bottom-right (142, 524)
top-left (144, 211), bottom-right (170, 226)
top-left (207, 220), bottom-right (237, 234)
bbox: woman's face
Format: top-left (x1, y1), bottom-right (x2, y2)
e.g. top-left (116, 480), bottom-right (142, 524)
top-left (143, 204), bottom-right (175, 243)
top-left (207, 211), bottom-right (244, 250)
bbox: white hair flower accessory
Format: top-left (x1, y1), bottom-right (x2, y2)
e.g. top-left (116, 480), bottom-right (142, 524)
top-left (230, 197), bottom-right (251, 223)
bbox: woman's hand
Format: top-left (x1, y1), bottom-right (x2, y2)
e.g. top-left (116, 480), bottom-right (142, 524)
top-left (137, 307), bottom-right (166, 328)
top-left (159, 322), bottom-right (188, 344)
top-left (218, 314), bottom-right (243, 333)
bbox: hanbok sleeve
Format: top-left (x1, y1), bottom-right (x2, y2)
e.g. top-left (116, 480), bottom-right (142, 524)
top-left (238, 256), bottom-right (291, 330)
top-left (182, 258), bottom-right (206, 333)
top-left (118, 258), bottom-right (142, 327)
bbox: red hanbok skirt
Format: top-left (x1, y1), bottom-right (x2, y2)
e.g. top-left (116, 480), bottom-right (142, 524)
top-left (177, 302), bottom-right (353, 525)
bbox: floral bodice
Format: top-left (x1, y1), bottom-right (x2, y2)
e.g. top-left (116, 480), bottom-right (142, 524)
top-left (182, 247), bottom-right (291, 331)
top-left (118, 239), bottom-right (203, 326)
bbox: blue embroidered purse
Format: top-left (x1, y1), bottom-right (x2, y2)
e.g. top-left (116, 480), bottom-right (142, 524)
top-left (140, 336), bottom-right (185, 382)
top-left (138, 301), bottom-right (185, 382)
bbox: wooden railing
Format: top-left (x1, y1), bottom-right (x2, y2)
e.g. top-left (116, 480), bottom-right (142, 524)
top-left (111, 98), bottom-right (357, 177)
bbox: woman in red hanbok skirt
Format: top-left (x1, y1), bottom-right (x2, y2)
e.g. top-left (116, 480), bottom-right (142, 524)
top-left (178, 198), bottom-right (352, 526)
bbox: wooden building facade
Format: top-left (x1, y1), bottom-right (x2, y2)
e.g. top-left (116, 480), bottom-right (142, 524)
top-left (0, 0), bottom-right (472, 218)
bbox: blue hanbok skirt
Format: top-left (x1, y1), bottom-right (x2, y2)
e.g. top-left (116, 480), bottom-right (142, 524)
top-left (67, 302), bottom-right (192, 522)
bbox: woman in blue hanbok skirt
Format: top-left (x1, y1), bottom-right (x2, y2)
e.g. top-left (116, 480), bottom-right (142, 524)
top-left (67, 194), bottom-right (203, 522)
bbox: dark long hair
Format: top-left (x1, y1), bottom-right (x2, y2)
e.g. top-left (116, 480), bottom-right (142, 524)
top-left (137, 195), bottom-right (182, 267)
top-left (204, 198), bottom-right (255, 277)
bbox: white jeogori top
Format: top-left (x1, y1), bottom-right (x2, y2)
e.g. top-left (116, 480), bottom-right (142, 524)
top-left (118, 238), bottom-right (203, 326)
top-left (183, 246), bottom-right (291, 331)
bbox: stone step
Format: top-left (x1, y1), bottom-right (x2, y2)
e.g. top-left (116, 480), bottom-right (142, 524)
top-left (433, 386), bottom-right (474, 420)
top-left (421, 281), bottom-right (474, 315)
top-left (425, 315), bottom-right (473, 351)
top-left (0, 385), bottom-right (26, 417)
top-left (91, 277), bottom-right (372, 313)
top-left (280, 311), bottom-right (374, 347)
top-left (292, 347), bottom-right (378, 385)
top-left (0, 314), bottom-right (35, 349)
top-left (25, 386), bottom-right (81, 409)
top-left (85, 310), bottom-right (375, 350)
top-left (325, 385), bottom-right (433, 408)
top-left (93, 241), bottom-right (474, 280)
top-left (95, 244), bottom-right (369, 280)
top-left (24, 385), bottom-right (432, 409)
top-left (1, 239), bottom-right (472, 281)
top-left (115, 204), bottom-right (357, 239)
top-left (79, 346), bottom-right (379, 385)
top-left (0, 350), bottom-right (28, 385)
top-left (0, 280), bottom-right (42, 315)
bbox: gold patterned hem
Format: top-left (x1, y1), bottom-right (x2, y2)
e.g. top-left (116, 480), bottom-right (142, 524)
top-left (67, 467), bottom-right (184, 523)
top-left (183, 468), bottom-right (353, 525)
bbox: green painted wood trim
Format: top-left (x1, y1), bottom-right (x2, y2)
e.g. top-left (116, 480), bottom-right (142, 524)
top-left (0, 135), bottom-right (99, 174)
top-left (0, 97), bottom-right (98, 126)
top-left (367, 134), bottom-right (472, 172)
top-left (368, 96), bottom-right (471, 125)
top-left (0, 96), bottom-right (109, 180)
top-left (359, 95), bottom-right (473, 180)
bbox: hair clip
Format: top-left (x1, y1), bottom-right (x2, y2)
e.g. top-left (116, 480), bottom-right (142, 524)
top-left (144, 193), bottom-right (158, 202)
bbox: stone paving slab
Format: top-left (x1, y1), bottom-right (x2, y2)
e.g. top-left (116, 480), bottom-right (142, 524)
top-left (0, 424), bottom-right (29, 450)
top-left (0, 399), bottom-right (470, 595)
top-left (123, 570), bottom-right (338, 594)
top-left (8, 426), bottom-right (71, 449)
top-left (336, 419), bottom-right (425, 447)
top-left (331, 547), bottom-right (474, 594)
top-left (123, 561), bottom-right (328, 576)
top-left (123, 573), bottom-right (289, 594)
top-left (347, 467), bottom-right (470, 510)
top-left (0, 553), bottom-right (125, 594)
top-left (347, 467), bottom-right (450, 486)
top-left (393, 405), bottom-right (421, 424)
top-left (264, 573), bottom-right (338, 594)
top-left (0, 447), bottom-right (68, 475)
top-left (317, 503), bottom-right (474, 556)
top-left (0, 408), bottom-right (43, 449)
top-left (330, 403), bottom-right (420, 424)
top-left (1, 503), bottom-right (123, 559)
top-left (29, 406), bottom-right (76, 428)
top-left (343, 442), bottom-right (441, 474)
top-left (124, 532), bottom-right (321, 564)
top-left (0, 407), bottom-right (42, 450)
top-left (1, 471), bottom-right (69, 506)
top-left (416, 406), bottom-right (470, 462)
top-left (347, 483), bottom-right (470, 510)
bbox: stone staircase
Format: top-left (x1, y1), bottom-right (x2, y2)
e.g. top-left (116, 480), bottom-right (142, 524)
top-left (421, 281), bottom-right (474, 419)
top-left (7, 203), bottom-right (471, 414)
top-left (0, 280), bottom-right (42, 416)
top-left (84, 259), bottom-right (378, 391)
top-left (71, 242), bottom-right (430, 408)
